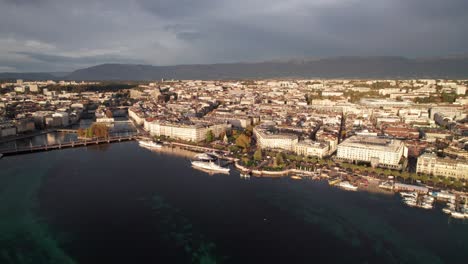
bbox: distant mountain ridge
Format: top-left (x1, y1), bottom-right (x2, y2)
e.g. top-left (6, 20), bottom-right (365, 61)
top-left (66, 56), bottom-right (468, 80)
top-left (2, 56), bottom-right (468, 81)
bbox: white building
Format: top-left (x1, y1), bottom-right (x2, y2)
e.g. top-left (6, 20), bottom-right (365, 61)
top-left (254, 127), bottom-right (298, 151)
top-left (146, 121), bottom-right (230, 142)
top-left (295, 140), bottom-right (329, 158)
top-left (417, 153), bottom-right (468, 180)
top-left (337, 136), bottom-right (407, 169)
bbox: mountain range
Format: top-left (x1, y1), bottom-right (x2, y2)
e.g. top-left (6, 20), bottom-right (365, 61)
top-left (2, 56), bottom-right (468, 81)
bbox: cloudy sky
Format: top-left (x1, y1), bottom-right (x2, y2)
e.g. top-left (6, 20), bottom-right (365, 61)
top-left (1, 0), bottom-right (467, 72)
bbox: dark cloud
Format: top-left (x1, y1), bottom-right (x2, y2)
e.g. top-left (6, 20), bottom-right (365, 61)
top-left (15, 51), bottom-right (144, 65)
top-left (0, 0), bottom-right (467, 72)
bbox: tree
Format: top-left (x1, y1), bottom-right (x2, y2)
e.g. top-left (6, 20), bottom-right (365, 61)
top-left (253, 148), bottom-right (263, 161)
top-left (206, 130), bottom-right (214, 142)
top-left (77, 128), bottom-right (85, 138)
top-left (401, 171), bottom-right (410, 183)
top-left (235, 134), bottom-right (251, 150)
top-left (275, 152), bottom-right (284, 166)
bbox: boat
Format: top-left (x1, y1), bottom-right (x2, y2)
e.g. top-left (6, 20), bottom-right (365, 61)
top-left (404, 200), bottom-right (417, 207)
top-left (450, 211), bottom-right (465, 219)
top-left (191, 160), bottom-right (230, 173)
top-left (421, 203), bottom-right (433, 209)
top-left (400, 192), bottom-right (417, 198)
top-left (291, 175), bottom-right (302, 180)
top-left (442, 208), bottom-right (452, 214)
top-left (138, 140), bottom-right (162, 149)
top-left (336, 181), bottom-right (358, 191)
top-left (240, 173), bottom-right (251, 179)
top-left (194, 153), bottom-right (217, 161)
top-left (328, 177), bottom-right (341, 186)
top-left (0, 153), bottom-right (3, 159)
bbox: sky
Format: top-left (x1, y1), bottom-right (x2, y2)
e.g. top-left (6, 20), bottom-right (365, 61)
top-left (0, 0), bottom-right (467, 72)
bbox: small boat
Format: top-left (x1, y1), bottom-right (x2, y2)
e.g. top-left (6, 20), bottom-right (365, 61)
top-left (191, 160), bottom-right (230, 173)
top-left (240, 173), bottom-right (251, 179)
top-left (404, 200), bottom-right (417, 207)
top-left (138, 140), bottom-right (162, 149)
top-left (336, 181), bottom-right (358, 191)
top-left (0, 153), bottom-right (3, 159)
top-left (194, 153), bottom-right (217, 161)
top-left (450, 211), bottom-right (465, 219)
top-left (442, 208), bottom-right (452, 214)
top-left (328, 178), bottom-right (341, 186)
top-left (421, 203), bottom-right (433, 209)
top-left (400, 192), bottom-right (417, 198)
top-left (291, 175), bottom-right (302, 180)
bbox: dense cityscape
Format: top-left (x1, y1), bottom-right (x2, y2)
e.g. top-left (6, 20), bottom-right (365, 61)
top-left (1, 78), bottom-right (467, 210)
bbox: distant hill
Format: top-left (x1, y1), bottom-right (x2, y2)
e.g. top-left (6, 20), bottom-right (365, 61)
top-left (0, 72), bottom-right (58, 81)
top-left (3, 56), bottom-right (468, 81)
top-left (66, 56), bottom-right (468, 80)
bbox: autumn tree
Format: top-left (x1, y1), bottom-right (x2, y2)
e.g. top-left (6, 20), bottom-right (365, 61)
top-left (235, 134), bottom-right (251, 151)
top-left (253, 148), bottom-right (263, 161)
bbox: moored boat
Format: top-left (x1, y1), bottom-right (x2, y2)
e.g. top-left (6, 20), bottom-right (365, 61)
top-left (328, 177), bottom-right (341, 186)
top-left (191, 160), bottom-right (230, 173)
top-left (138, 140), bottom-right (162, 149)
top-left (336, 181), bottom-right (358, 191)
top-left (442, 208), bottom-right (452, 214)
top-left (450, 211), bottom-right (465, 219)
top-left (194, 153), bottom-right (217, 161)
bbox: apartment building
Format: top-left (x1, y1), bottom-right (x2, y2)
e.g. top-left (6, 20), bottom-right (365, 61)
top-left (416, 153), bottom-right (468, 180)
top-left (337, 136), bottom-right (407, 169)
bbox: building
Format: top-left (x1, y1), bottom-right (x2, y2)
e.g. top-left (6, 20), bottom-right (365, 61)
top-left (146, 120), bottom-right (230, 143)
top-left (294, 140), bottom-right (329, 158)
top-left (0, 122), bottom-right (16, 137)
top-left (416, 153), bottom-right (468, 180)
top-left (128, 107), bottom-right (145, 125)
top-left (254, 127), bottom-right (298, 151)
top-left (456, 85), bottom-right (466, 95)
top-left (336, 136), bottom-right (407, 169)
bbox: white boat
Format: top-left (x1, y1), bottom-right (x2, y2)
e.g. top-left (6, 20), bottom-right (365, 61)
top-left (404, 200), bottom-right (417, 207)
top-left (336, 181), bottom-right (358, 191)
top-left (421, 203), bottom-right (433, 209)
top-left (240, 173), bottom-right (251, 179)
top-left (450, 211), bottom-right (465, 219)
top-left (138, 140), bottom-right (162, 149)
top-left (191, 160), bottom-right (230, 173)
top-left (194, 153), bottom-right (217, 161)
top-left (442, 208), bottom-right (452, 214)
top-left (400, 192), bottom-right (417, 198)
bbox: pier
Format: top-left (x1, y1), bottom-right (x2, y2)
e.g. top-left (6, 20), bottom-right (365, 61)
top-left (0, 135), bottom-right (137, 156)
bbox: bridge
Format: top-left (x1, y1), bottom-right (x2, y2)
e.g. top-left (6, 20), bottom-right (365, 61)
top-left (0, 135), bottom-right (137, 156)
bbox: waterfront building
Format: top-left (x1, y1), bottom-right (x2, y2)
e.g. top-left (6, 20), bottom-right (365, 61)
top-left (254, 127), bottom-right (298, 151)
top-left (128, 107), bottom-right (145, 125)
top-left (336, 136), bottom-right (407, 169)
top-left (416, 153), bottom-right (468, 180)
top-left (0, 122), bottom-right (16, 137)
top-left (294, 140), bottom-right (329, 158)
top-left (146, 120), bottom-right (230, 143)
